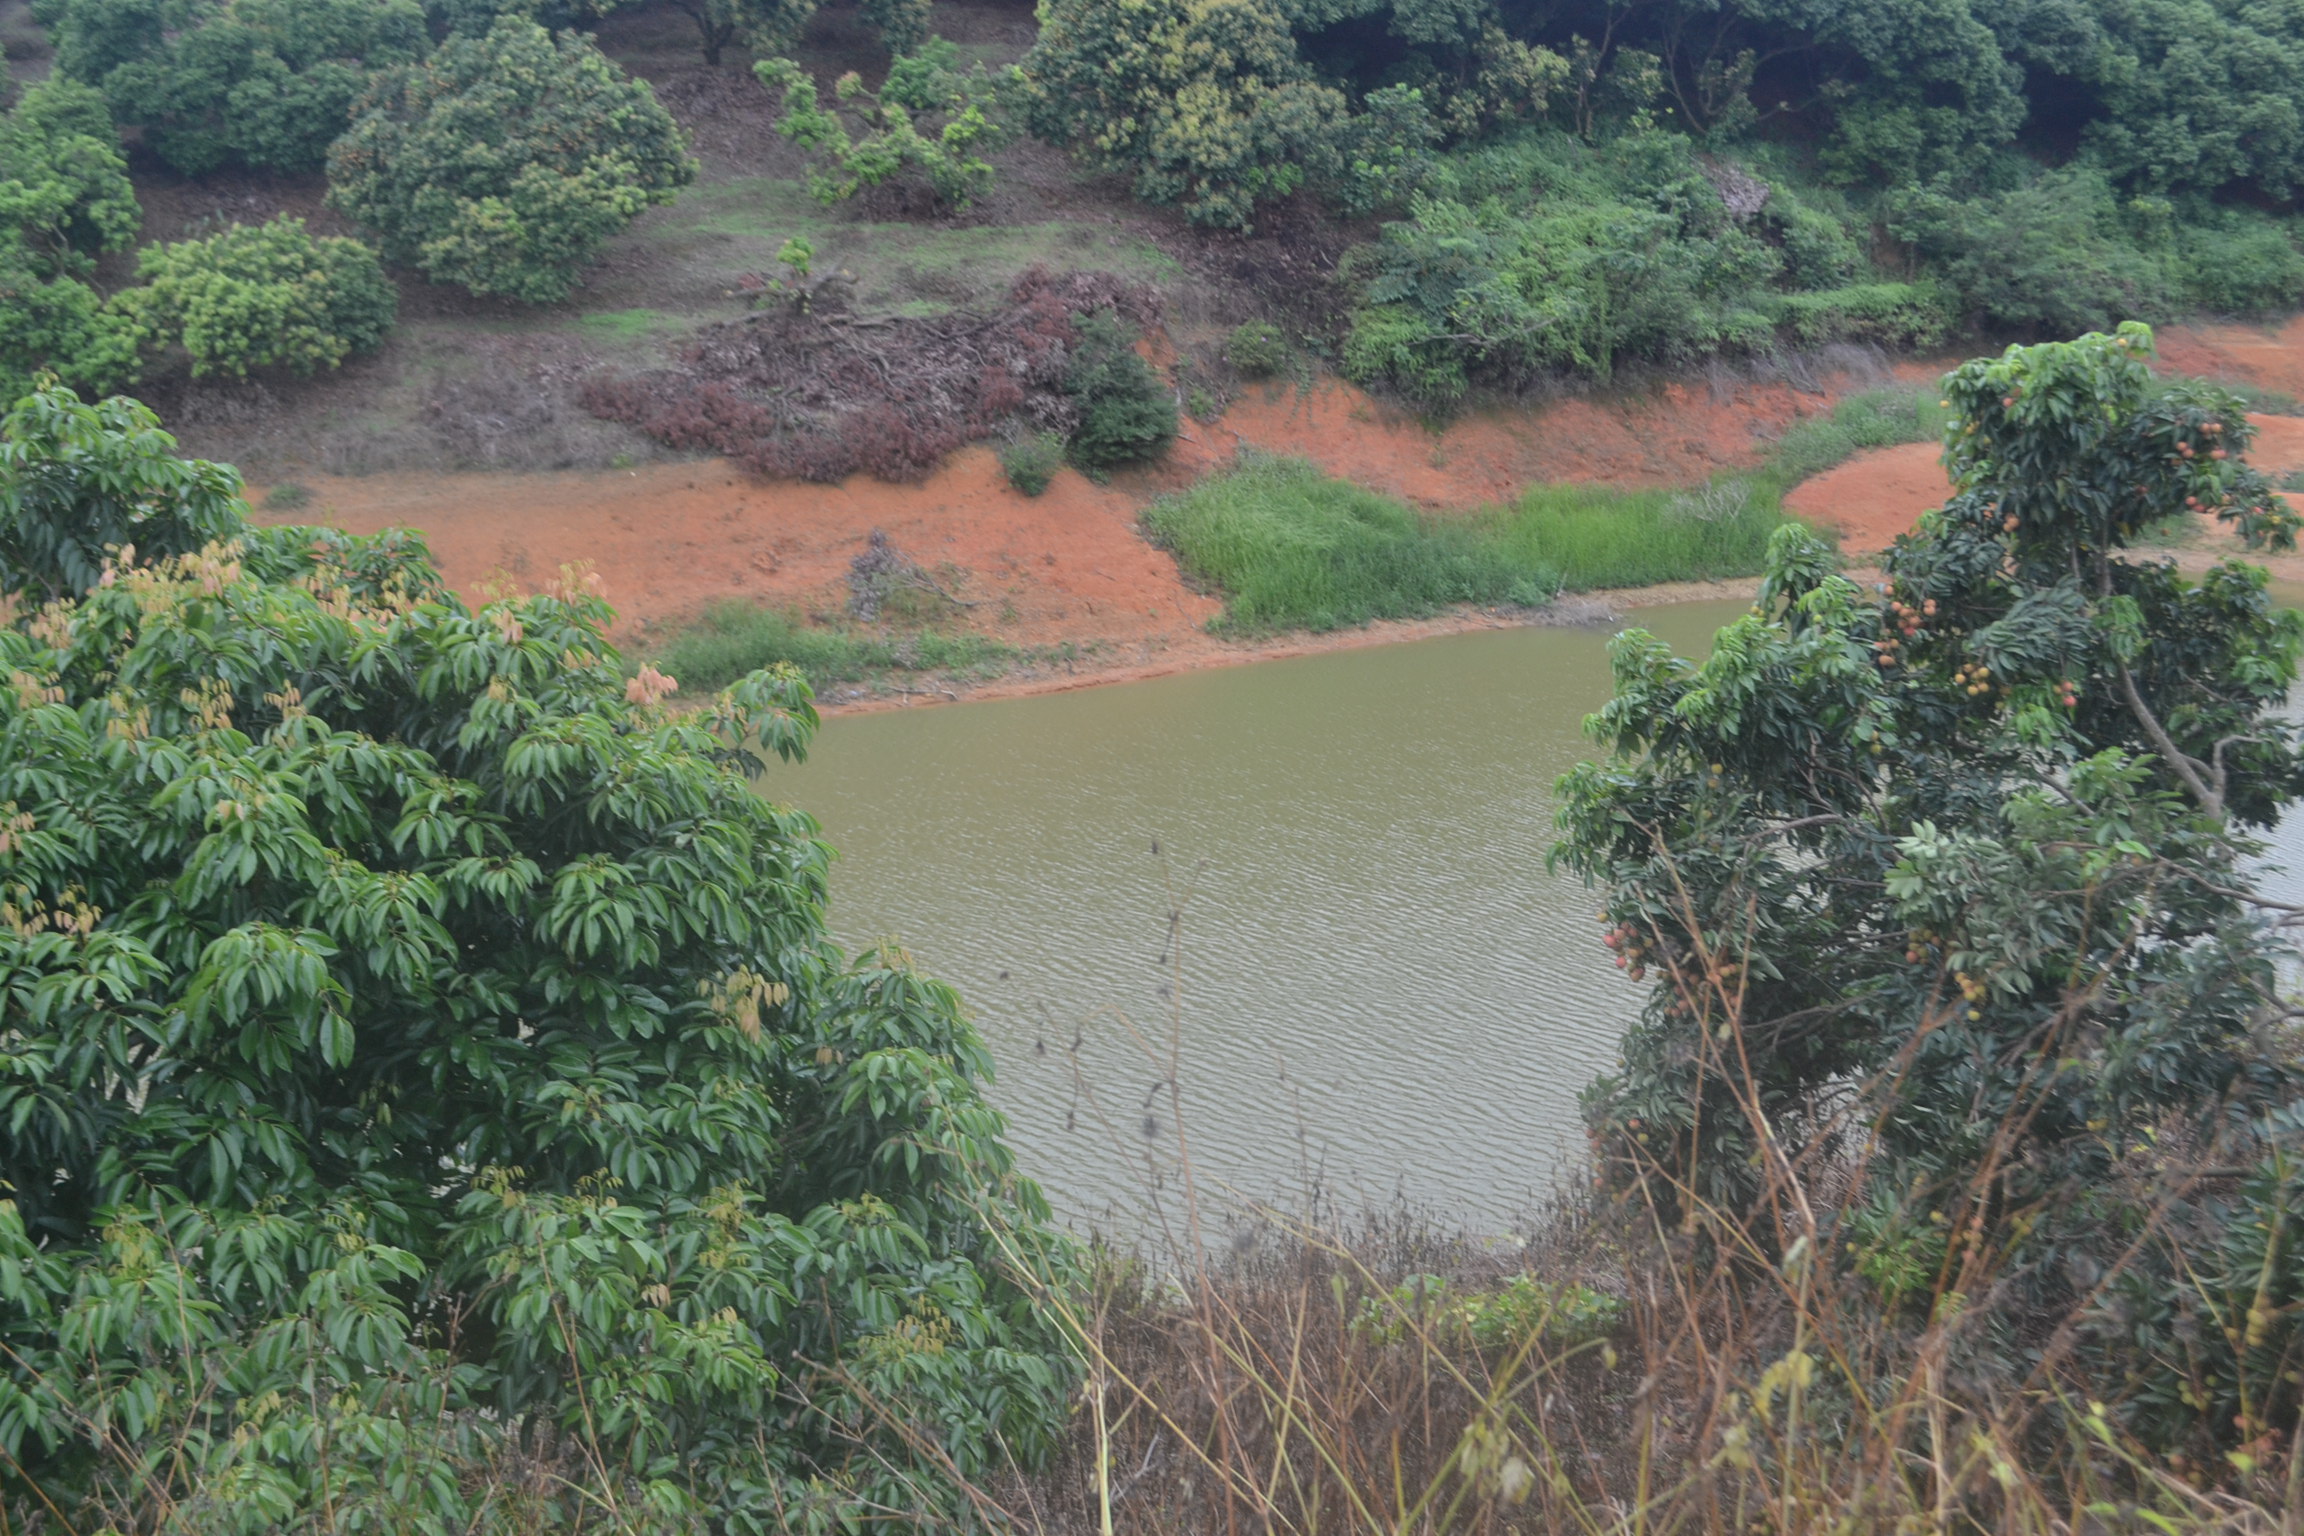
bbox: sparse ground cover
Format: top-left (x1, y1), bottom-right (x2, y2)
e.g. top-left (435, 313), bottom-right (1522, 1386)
top-left (652, 596), bottom-right (1092, 694)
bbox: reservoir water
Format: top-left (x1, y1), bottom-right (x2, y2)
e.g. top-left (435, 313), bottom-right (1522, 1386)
top-left (767, 602), bottom-right (1747, 1231)
top-left (768, 597), bottom-right (2304, 1232)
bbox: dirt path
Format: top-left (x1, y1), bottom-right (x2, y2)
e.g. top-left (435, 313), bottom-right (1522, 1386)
top-left (256, 319), bottom-right (2304, 708)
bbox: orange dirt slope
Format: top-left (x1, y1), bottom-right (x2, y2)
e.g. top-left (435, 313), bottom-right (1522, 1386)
top-left (261, 363), bottom-right (1928, 649)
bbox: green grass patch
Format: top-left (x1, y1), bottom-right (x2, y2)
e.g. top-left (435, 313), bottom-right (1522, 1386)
top-left (1147, 386), bottom-right (1949, 633)
top-left (648, 603), bottom-right (1014, 695)
top-left (1765, 387), bottom-right (1952, 484)
top-left (575, 307), bottom-right (686, 340)
top-left (1142, 457), bottom-right (1538, 633)
top-left (2211, 380), bottom-right (2304, 417)
top-left (1480, 480), bottom-right (1784, 591)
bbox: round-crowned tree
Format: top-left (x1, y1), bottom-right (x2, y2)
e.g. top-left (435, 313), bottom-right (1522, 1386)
top-left (0, 385), bottom-right (1076, 1530)
top-left (1021, 0), bottom-right (1346, 230)
top-left (39, 0), bottom-right (431, 178)
top-left (111, 216), bottom-right (398, 379)
top-left (326, 17), bottom-right (696, 304)
top-left (0, 77), bottom-right (141, 402)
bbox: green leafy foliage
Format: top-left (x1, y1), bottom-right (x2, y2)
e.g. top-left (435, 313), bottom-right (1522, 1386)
top-left (422, 0), bottom-right (629, 33)
top-left (757, 41), bottom-right (1020, 212)
top-left (2025, 0), bottom-right (2304, 200)
top-left (1343, 130), bottom-right (1810, 400)
top-left (652, 601), bottom-right (1013, 693)
top-left (1064, 312), bottom-right (1177, 475)
top-left (1353, 1273), bottom-right (1622, 1352)
top-left (111, 216), bottom-right (397, 379)
top-left (1225, 319), bottom-right (1290, 376)
top-left (42, 0), bottom-right (430, 178)
top-left (1008, 0), bottom-right (2304, 332)
top-left (665, 0), bottom-right (815, 65)
top-left (999, 431), bottom-right (1065, 496)
top-left (1555, 325), bottom-right (2304, 1457)
top-left (1343, 141), bottom-right (2301, 387)
top-left (0, 385), bottom-right (1077, 1529)
top-left (326, 17), bottom-right (697, 304)
top-left (656, 0), bottom-right (923, 65)
top-left (1021, 0), bottom-right (1348, 230)
top-left (1888, 170), bottom-right (2304, 332)
top-left (0, 391), bottom-right (244, 605)
top-left (0, 77), bottom-right (141, 403)
top-left (1334, 82), bottom-right (1444, 216)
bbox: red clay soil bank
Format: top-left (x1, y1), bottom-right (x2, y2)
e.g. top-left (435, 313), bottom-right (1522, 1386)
top-left (1788, 413), bottom-right (2304, 558)
top-left (261, 446), bottom-right (1223, 651)
top-left (2155, 314), bottom-right (2304, 398)
top-left (1168, 368), bottom-right (1941, 506)
top-left (1788, 320), bottom-right (2304, 559)
top-left (262, 365), bottom-right (1929, 648)
top-left (254, 320), bottom-right (2304, 701)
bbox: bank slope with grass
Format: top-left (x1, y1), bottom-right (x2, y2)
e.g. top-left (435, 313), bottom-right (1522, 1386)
top-left (1146, 387), bottom-right (1949, 633)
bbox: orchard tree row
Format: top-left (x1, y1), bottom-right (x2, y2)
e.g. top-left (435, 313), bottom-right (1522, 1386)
top-left (4, 10), bottom-right (721, 401)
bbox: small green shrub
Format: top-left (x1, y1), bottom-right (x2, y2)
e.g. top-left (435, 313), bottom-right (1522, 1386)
top-left (653, 602), bottom-right (1009, 693)
top-left (1065, 311), bottom-right (1176, 476)
top-left (1770, 282), bottom-right (1951, 350)
top-left (2174, 212), bottom-right (2304, 314)
top-left (264, 480), bottom-right (312, 510)
top-left (757, 41), bottom-right (1020, 213)
top-left (1354, 1274), bottom-right (1623, 1352)
top-left (1340, 133), bottom-right (1822, 403)
top-left (1225, 319), bottom-right (1289, 377)
top-left (113, 216), bottom-right (397, 379)
top-left (1000, 431), bottom-right (1065, 495)
top-left (1884, 168), bottom-right (2175, 334)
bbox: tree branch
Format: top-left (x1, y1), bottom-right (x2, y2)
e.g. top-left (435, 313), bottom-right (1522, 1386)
top-left (2115, 659), bottom-right (2223, 818)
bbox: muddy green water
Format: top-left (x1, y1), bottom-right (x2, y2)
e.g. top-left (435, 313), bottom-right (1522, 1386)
top-left (766, 599), bottom-right (2304, 1232)
top-left (765, 603), bottom-right (1746, 1231)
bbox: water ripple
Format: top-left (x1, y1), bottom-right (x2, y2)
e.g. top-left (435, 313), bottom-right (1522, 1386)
top-left (771, 602), bottom-right (1747, 1229)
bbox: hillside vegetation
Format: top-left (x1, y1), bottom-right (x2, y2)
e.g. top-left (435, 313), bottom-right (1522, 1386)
top-left (0, 0), bottom-right (2298, 482)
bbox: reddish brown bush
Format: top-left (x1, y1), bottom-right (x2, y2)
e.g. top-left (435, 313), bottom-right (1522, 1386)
top-left (582, 267), bottom-right (1162, 483)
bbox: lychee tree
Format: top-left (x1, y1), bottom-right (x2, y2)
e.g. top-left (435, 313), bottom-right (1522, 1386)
top-left (0, 384), bottom-right (1076, 1530)
top-left (1555, 324), bottom-right (2304, 1448)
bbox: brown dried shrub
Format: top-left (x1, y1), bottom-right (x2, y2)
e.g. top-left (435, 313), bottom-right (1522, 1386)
top-left (581, 267), bottom-right (1161, 483)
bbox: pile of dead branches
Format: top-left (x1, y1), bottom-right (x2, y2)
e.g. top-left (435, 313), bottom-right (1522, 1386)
top-left (581, 267), bottom-right (1160, 483)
